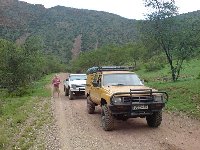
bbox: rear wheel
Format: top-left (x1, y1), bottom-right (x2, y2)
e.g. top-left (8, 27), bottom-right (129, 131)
top-left (146, 111), bottom-right (162, 127)
top-left (87, 96), bottom-right (95, 114)
top-left (69, 89), bottom-right (74, 100)
top-left (101, 105), bottom-right (114, 131)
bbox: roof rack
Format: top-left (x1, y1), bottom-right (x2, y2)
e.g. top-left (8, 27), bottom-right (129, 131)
top-left (86, 66), bottom-right (134, 74)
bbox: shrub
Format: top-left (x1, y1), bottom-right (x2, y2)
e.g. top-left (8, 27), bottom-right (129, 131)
top-left (197, 73), bottom-right (200, 79)
top-left (144, 62), bottom-right (164, 72)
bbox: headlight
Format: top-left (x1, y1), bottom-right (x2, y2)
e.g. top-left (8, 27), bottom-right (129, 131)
top-left (154, 96), bottom-right (163, 102)
top-left (71, 84), bottom-right (76, 89)
top-left (112, 97), bottom-right (122, 103)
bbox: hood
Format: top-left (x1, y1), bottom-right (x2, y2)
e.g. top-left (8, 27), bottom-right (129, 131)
top-left (70, 80), bottom-right (86, 85)
top-left (103, 85), bottom-right (156, 95)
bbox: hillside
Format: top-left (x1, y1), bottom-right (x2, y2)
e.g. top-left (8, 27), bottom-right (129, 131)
top-left (1, 0), bottom-right (200, 63)
top-left (0, 0), bottom-right (139, 63)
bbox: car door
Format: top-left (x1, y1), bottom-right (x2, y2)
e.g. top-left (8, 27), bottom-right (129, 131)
top-left (90, 74), bottom-right (101, 104)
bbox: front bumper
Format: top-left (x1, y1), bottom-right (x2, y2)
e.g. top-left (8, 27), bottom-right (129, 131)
top-left (108, 89), bottom-right (168, 117)
top-left (109, 102), bottom-right (165, 117)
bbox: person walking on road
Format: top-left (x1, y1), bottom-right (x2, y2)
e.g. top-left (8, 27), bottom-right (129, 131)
top-left (52, 74), bottom-right (61, 98)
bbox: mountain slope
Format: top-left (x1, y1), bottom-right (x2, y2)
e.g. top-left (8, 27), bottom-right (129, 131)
top-left (1, 0), bottom-right (200, 63)
top-left (0, 0), bottom-right (139, 62)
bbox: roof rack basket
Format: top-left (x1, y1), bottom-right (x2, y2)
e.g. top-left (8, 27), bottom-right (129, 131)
top-left (86, 66), bottom-right (134, 74)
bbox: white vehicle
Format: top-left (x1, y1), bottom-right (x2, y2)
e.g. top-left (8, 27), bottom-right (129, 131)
top-left (64, 74), bottom-right (86, 100)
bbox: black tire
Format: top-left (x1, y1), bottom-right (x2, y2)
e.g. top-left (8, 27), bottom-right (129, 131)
top-left (101, 105), bottom-right (114, 131)
top-left (69, 89), bottom-right (74, 100)
top-left (146, 111), bottom-right (162, 127)
top-left (64, 87), bottom-right (69, 96)
top-left (87, 96), bottom-right (95, 114)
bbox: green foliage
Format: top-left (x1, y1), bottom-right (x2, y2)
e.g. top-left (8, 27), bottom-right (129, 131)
top-left (0, 0), bottom-right (139, 63)
top-left (141, 0), bottom-right (200, 81)
top-left (0, 38), bottom-right (64, 95)
top-left (144, 62), bottom-right (164, 72)
top-left (1, 0), bottom-right (200, 65)
top-left (70, 44), bottom-right (146, 72)
top-left (144, 55), bottom-right (166, 71)
top-left (0, 39), bottom-right (27, 93)
top-left (197, 73), bottom-right (200, 79)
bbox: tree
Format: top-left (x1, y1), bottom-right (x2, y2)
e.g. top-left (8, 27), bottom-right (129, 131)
top-left (0, 37), bottom-right (65, 95)
top-left (0, 39), bottom-right (28, 93)
top-left (141, 0), bottom-right (200, 81)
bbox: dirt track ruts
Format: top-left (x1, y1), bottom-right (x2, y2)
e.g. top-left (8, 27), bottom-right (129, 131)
top-left (51, 73), bottom-right (200, 150)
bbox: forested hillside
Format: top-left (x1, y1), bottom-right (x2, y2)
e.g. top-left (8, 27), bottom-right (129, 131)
top-left (0, 0), bottom-right (138, 63)
top-left (1, 0), bottom-right (200, 87)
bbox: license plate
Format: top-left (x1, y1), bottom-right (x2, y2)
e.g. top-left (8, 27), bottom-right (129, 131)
top-left (132, 105), bottom-right (148, 110)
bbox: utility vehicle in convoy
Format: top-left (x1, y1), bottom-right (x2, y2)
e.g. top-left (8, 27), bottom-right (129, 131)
top-left (64, 74), bottom-right (86, 100)
top-left (85, 66), bottom-right (168, 131)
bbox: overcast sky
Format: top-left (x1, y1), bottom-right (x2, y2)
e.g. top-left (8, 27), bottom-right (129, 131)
top-left (20, 0), bottom-right (200, 20)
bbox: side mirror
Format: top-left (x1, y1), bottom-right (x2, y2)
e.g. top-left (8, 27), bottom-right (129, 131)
top-left (141, 79), bottom-right (144, 84)
top-left (92, 81), bottom-right (99, 87)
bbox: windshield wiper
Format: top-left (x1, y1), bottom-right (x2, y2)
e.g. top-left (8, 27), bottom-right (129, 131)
top-left (109, 83), bottom-right (125, 86)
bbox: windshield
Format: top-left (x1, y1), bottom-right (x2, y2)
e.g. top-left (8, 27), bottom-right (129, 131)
top-left (103, 73), bottom-right (143, 86)
top-left (70, 75), bottom-right (86, 81)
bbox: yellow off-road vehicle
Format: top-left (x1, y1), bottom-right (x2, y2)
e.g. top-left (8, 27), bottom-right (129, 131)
top-left (86, 66), bottom-right (168, 131)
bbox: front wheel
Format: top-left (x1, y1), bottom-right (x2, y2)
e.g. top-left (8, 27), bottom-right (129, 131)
top-left (64, 87), bottom-right (69, 96)
top-left (101, 105), bottom-right (114, 131)
top-left (146, 111), bottom-right (162, 127)
top-left (68, 89), bottom-right (74, 100)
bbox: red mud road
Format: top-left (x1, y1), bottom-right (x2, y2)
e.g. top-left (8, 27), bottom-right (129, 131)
top-left (51, 73), bottom-right (200, 150)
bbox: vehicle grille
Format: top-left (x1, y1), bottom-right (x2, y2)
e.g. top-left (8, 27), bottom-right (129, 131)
top-left (123, 96), bottom-right (153, 103)
top-left (76, 84), bottom-right (85, 87)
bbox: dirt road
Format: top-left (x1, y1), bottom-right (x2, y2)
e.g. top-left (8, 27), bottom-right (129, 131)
top-left (51, 73), bottom-right (200, 150)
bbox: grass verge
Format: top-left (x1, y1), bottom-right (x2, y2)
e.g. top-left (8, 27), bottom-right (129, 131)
top-left (0, 74), bottom-right (54, 149)
top-left (137, 59), bottom-right (200, 119)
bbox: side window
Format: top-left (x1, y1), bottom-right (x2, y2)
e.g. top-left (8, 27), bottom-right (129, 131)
top-left (97, 75), bottom-right (102, 86)
top-left (93, 74), bottom-right (102, 87)
top-left (93, 74), bottom-right (98, 82)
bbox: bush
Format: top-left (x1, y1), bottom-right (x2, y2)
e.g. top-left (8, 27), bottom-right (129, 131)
top-left (0, 38), bottom-right (65, 95)
top-left (144, 54), bottom-right (166, 72)
top-left (197, 73), bottom-right (200, 79)
top-left (144, 62), bottom-right (164, 72)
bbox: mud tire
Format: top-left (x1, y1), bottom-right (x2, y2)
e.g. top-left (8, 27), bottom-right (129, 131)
top-left (146, 111), bottom-right (162, 127)
top-left (69, 89), bottom-right (74, 100)
top-left (64, 87), bottom-right (69, 96)
top-left (101, 105), bottom-right (114, 131)
top-left (87, 96), bottom-right (95, 114)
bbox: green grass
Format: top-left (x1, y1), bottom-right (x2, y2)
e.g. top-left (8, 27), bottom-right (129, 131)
top-left (0, 74), bottom-right (54, 149)
top-left (137, 59), bottom-right (200, 118)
